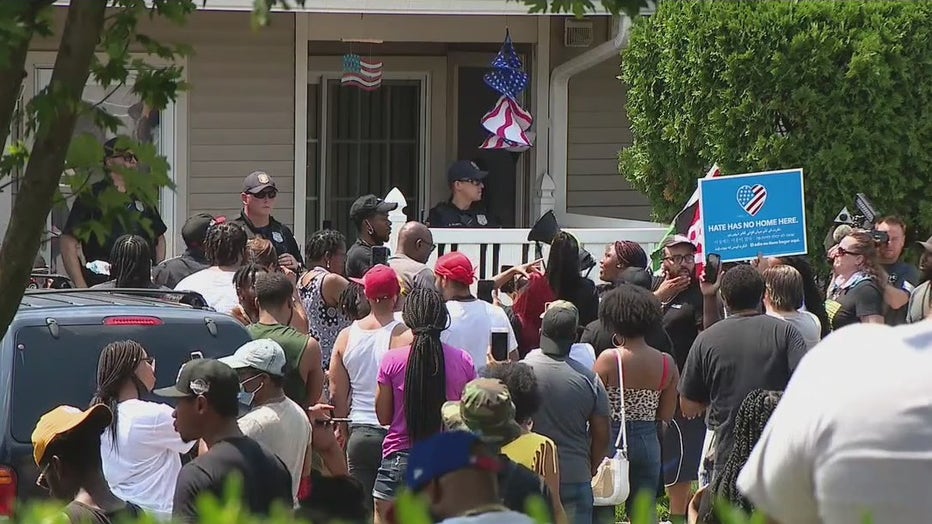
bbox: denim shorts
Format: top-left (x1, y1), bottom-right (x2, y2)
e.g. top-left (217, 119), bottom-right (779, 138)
top-left (372, 451), bottom-right (409, 501)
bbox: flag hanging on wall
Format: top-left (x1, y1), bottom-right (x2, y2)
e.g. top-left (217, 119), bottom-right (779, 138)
top-left (480, 30), bottom-right (534, 151)
top-left (650, 164), bottom-right (723, 274)
top-left (341, 54), bottom-right (383, 91)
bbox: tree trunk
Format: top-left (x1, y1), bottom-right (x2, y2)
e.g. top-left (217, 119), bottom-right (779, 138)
top-left (0, 0), bottom-right (108, 341)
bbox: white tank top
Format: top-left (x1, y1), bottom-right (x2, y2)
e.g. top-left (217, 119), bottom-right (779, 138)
top-left (342, 319), bottom-right (400, 426)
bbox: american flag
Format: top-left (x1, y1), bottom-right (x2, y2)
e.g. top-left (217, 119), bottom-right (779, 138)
top-left (738, 184), bottom-right (768, 216)
top-left (341, 54), bottom-right (383, 91)
top-left (483, 31), bottom-right (528, 99)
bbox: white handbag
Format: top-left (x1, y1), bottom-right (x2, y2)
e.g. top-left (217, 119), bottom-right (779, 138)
top-left (591, 348), bottom-right (631, 506)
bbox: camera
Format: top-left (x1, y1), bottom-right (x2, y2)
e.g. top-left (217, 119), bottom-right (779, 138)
top-left (829, 193), bottom-right (888, 247)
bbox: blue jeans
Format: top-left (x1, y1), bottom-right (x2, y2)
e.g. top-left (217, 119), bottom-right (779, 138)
top-left (594, 420), bottom-right (661, 524)
top-left (560, 481), bottom-right (594, 524)
top-left (372, 451), bottom-right (408, 501)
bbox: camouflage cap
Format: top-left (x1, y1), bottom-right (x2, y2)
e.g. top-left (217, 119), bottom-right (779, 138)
top-left (441, 378), bottom-right (523, 446)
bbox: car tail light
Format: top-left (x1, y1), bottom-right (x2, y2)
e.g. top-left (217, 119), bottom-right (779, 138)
top-left (103, 316), bottom-right (164, 326)
top-left (0, 466), bottom-right (17, 517)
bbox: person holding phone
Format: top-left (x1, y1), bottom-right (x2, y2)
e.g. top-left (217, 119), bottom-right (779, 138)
top-left (346, 195), bottom-right (398, 279)
top-left (433, 252), bottom-right (519, 370)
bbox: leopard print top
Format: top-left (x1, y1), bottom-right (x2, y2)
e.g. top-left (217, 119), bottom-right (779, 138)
top-left (608, 387), bottom-right (661, 422)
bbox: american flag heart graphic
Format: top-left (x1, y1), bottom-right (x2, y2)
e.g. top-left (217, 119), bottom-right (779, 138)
top-left (736, 184), bottom-right (767, 216)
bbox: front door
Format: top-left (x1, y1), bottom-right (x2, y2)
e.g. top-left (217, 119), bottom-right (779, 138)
top-left (320, 77), bottom-right (425, 241)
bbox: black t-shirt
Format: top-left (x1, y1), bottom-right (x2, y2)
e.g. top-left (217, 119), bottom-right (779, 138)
top-left (231, 211), bottom-right (304, 266)
top-left (825, 278), bottom-right (884, 331)
top-left (63, 180), bottom-right (167, 264)
top-left (652, 277), bottom-right (704, 371)
top-left (345, 239), bottom-right (374, 279)
top-left (64, 501), bottom-right (142, 524)
top-left (678, 314), bottom-right (807, 475)
top-left (172, 436), bottom-right (293, 522)
top-left (152, 250), bottom-right (210, 289)
top-left (427, 200), bottom-right (501, 228)
top-left (882, 261), bottom-right (920, 325)
top-left (499, 457), bottom-right (554, 520)
top-left (580, 318), bottom-right (674, 358)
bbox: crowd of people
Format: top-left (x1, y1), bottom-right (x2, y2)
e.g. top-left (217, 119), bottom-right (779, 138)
top-left (34, 152), bottom-right (932, 524)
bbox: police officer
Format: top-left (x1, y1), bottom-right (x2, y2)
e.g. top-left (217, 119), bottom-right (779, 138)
top-left (232, 170), bottom-right (304, 272)
top-left (427, 160), bottom-right (500, 228)
top-left (60, 136), bottom-right (167, 288)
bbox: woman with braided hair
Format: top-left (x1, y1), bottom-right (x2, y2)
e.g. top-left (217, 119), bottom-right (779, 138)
top-left (299, 229), bottom-right (352, 373)
top-left (596, 239), bottom-right (649, 296)
top-left (372, 288), bottom-right (476, 523)
top-left (174, 221), bottom-right (247, 314)
top-left (91, 234), bottom-right (165, 289)
top-left (92, 340), bottom-right (195, 520)
top-left (690, 389), bottom-right (783, 524)
top-left (231, 263), bottom-right (269, 326)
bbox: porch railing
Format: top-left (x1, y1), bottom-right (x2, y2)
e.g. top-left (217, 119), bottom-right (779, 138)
top-left (384, 188), bottom-right (669, 284)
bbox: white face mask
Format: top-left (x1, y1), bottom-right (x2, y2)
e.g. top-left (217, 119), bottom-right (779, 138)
top-left (237, 374), bottom-right (264, 406)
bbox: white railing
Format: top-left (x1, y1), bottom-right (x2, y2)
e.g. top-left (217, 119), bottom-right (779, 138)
top-left (384, 187), bottom-right (669, 284)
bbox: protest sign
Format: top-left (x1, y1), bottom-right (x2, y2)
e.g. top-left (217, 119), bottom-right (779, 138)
top-left (699, 168), bottom-right (807, 262)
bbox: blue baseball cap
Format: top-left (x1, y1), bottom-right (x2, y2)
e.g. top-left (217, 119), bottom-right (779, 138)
top-left (405, 430), bottom-right (502, 492)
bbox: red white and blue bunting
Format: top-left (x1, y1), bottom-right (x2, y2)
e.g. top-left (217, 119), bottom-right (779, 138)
top-left (480, 30), bottom-right (534, 151)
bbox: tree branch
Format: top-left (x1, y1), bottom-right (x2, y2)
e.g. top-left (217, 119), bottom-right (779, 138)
top-left (0, 0), bottom-right (108, 341)
top-left (0, 3), bottom-right (43, 150)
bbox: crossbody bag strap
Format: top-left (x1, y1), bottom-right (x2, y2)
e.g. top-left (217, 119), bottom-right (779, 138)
top-left (613, 348), bottom-right (628, 452)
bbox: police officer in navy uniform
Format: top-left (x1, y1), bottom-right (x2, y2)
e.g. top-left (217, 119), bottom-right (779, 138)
top-left (232, 170), bottom-right (304, 272)
top-left (60, 136), bottom-right (167, 288)
top-left (427, 160), bottom-right (501, 228)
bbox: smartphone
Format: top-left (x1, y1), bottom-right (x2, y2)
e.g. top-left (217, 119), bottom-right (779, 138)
top-left (490, 330), bottom-right (510, 361)
top-left (477, 279), bottom-right (495, 303)
top-left (371, 246), bottom-right (389, 267)
top-left (500, 264), bottom-right (514, 274)
top-left (703, 253), bottom-right (721, 284)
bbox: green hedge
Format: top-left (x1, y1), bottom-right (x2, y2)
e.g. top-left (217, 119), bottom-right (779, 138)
top-left (620, 0), bottom-right (932, 261)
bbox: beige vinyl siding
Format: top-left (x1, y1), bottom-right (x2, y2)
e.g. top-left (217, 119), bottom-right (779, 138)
top-left (565, 59), bottom-right (651, 220)
top-left (32, 9), bottom-right (296, 230)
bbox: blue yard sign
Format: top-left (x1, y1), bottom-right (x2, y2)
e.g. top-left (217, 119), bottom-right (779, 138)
top-left (699, 168), bottom-right (807, 262)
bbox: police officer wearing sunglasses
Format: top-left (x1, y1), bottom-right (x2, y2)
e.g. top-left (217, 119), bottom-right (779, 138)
top-left (232, 171), bottom-right (304, 272)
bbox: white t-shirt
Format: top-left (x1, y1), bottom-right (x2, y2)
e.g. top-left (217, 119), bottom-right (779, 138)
top-left (737, 322), bottom-right (932, 524)
top-left (174, 267), bottom-right (239, 314)
top-left (526, 343), bottom-right (596, 370)
top-left (441, 511), bottom-right (536, 524)
top-left (101, 399), bottom-right (195, 520)
top-left (442, 300), bottom-right (518, 370)
top-left (767, 310), bottom-right (822, 349)
top-left (238, 396), bottom-right (312, 504)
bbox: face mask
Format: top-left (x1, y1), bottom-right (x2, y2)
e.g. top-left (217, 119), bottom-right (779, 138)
top-left (238, 374), bottom-right (263, 406)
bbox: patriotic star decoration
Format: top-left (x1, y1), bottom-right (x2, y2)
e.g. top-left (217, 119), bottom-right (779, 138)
top-left (480, 30), bottom-right (534, 151)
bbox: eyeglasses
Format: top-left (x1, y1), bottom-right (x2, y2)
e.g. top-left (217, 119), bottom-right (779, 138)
top-left (662, 254), bottom-right (695, 264)
top-left (251, 189), bottom-right (278, 199)
top-left (417, 239), bottom-right (437, 253)
top-left (457, 179), bottom-right (483, 186)
top-left (111, 152), bottom-right (137, 163)
top-left (835, 247), bottom-right (862, 257)
top-left (36, 463), bottom-right (50, 490)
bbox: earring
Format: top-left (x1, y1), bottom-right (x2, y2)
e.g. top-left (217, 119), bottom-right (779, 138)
top-left (612, 334), bottom-right (626, 347)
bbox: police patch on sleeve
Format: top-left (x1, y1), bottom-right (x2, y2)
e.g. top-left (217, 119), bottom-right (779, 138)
top-left (477, 214), bottom-right (488, 226)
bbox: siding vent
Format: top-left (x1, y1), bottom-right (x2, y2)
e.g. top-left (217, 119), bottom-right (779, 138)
top-left (564, 19), bottom-right (594, 48)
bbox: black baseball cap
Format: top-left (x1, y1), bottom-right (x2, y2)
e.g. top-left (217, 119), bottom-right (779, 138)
top-left (181, 212), bottom-right (216, 248)
top-left (154, 358), bottom-right (240, 404)
top-left (103, 136), bottom-right (133, 159)
top-left (349, 194), bottom-right (398, 221)
top-left (447, 160), bottom-right (488, 184)
top-left (242, 171), bottom-right (277, 194)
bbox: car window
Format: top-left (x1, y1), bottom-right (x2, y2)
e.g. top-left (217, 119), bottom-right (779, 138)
top-left (10, 318), bottom-right (251, 443)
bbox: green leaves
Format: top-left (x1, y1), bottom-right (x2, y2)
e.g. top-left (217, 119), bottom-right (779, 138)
top-left (620, 0), bottom-right (932, 268)
top-left (520, 0), bottom-right (653, 18)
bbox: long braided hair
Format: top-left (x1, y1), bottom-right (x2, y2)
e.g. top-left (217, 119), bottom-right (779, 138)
top-left (704, 389), bottom-right (783, 520)
top-left (109, 234), bottom-right (152, 288)
top-left (234, 263), bottom-right (269, 322)
top-left (90, 340), bottom-right (149, 450)
top-left (204, 222), bottom-right (247, 267)
top-left (400, 287), bottom-right (449, 445)
top-left (305, 229), bottom-right (346, 271)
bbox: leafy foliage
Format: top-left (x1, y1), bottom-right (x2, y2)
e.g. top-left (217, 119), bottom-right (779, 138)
top-left (520, 0), bottom-right (653, 18)
top-left (620, 1), bottom-right (932, 263)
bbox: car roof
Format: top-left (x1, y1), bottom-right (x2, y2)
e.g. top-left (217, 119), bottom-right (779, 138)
top-left (19, 289), bottom-right (201, 310)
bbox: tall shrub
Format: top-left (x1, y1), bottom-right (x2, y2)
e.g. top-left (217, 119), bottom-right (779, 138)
top-left (620, 1), bottom-right (932, 260)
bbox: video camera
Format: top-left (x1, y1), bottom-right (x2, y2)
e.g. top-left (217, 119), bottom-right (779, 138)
top-left (825, 193), bottom-right (888, 251)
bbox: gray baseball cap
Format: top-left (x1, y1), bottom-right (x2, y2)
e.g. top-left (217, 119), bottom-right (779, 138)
top-left (539, 300), bottom-right (579, 357)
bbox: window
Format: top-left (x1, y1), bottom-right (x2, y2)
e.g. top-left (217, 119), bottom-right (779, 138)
top-left (312, 79), bottom-right (423, 241)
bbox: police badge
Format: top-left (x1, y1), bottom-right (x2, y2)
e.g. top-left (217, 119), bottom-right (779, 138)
top-left (272, 231), bottom-right (284, 243)
top-left (477, 214), bottom-right (488, 226)
top-left (134, 200), bottom-right (144, 212)
top-left (257, 173), bottom-right (270, 184)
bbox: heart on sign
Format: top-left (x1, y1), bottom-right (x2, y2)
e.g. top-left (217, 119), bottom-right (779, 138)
top-left (736, 184), bottom-right (767, 217)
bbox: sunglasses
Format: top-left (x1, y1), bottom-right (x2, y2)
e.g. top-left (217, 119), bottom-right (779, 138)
top-left (417, 239), bottom-right (437, 253)
top-left (835, 247), bottom-right (862, 257)
top-left (251, 189), bottom-right (278, 199)
top-left (36, 463), bottom-right (50, 490)
top-left (457, 179), bottom-right (483, 186)
top-left (110, 152), bottom-right (137, 162)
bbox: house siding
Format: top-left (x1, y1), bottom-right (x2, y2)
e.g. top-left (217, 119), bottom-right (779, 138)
top-left (31, 9), bottom-right (296, 230)
top-left (551, 17), bottom-right (652, 221)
